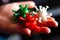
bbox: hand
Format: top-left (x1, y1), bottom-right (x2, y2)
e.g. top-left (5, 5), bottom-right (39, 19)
top-left (0, 1), bottom-right (58, 36)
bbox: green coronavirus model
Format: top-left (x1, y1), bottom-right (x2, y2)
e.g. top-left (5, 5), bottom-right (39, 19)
top-left (12, 4), bottom-right (29, 18)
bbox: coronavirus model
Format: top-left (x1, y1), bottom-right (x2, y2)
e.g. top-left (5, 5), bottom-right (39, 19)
top-left (12, 4), bottom-right (58, 36)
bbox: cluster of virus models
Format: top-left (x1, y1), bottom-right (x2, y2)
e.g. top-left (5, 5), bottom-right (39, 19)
top-left (12, 4), bottom-right (58, 36)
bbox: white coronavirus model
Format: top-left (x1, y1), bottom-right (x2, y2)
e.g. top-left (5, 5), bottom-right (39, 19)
top-left (35, 6), bottom-right (52, 22)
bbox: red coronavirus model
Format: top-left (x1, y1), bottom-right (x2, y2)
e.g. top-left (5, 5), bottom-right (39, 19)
top-left (12, 4), bottom-right (58, 36)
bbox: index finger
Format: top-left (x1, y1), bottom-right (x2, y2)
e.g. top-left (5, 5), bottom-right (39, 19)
top-left (17, 1), bottom-right (35, 8)
top-left (0, 1), bottom-right (35, 17)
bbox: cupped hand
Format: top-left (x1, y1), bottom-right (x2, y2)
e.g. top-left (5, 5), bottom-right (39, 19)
top-left (0, 1), bottom-right (58, 36)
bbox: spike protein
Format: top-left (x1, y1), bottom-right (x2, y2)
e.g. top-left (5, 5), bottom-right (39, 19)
top-left (12, 4), bottom-right (58, 36)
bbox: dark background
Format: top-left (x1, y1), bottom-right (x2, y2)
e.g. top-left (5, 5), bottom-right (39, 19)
top-left (0, 0), bottom-right (60, 40)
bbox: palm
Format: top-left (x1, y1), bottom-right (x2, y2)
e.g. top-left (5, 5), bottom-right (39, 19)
top-left (0, 3), bottom-right (20, 34)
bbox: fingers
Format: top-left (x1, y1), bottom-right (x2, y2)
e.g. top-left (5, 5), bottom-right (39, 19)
top-left (38, 17), bottom-right (58, 27)
top-left (19, 28), bottom-right (31, 36)
top-left (43, 17), bottom-right (58, 27)
top-left (39, 27), bottom-right (51, 34)
top-left (45, 21), bottom-right (58, 27)
top-left (31, 27), bottom-right (51, 34)
top-left (19, 27), bottom-right (51, 36)
top-left (47, 17), bottom-right (58, 27)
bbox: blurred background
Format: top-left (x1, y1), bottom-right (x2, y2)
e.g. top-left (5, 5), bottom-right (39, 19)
top-left (0, 0), bottom-right (60, 40)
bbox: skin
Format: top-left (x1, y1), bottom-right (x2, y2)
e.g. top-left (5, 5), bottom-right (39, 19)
top-left (0, 1), bottom-right (58, 35)
top-left (0, 1), bottom-right (35, 34)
